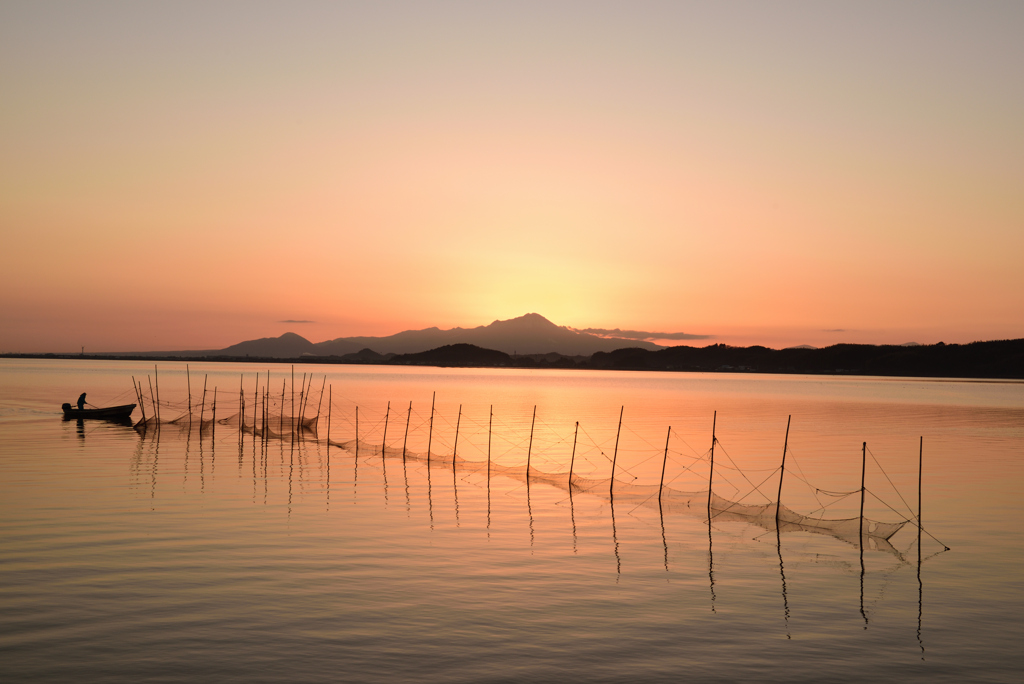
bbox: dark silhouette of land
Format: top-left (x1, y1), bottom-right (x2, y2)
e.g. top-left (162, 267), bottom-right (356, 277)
top-left (8, 338), bottom-right (1023, 380)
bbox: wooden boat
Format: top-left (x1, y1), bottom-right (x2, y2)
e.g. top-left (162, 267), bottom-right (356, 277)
top-left (61, 403), bottom-right (136, 421)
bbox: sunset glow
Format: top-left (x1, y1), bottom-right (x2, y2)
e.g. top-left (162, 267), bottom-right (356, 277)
top-left (2, 2), bottom-right (1022, 353)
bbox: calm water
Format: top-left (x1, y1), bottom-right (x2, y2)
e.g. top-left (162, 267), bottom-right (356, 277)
top-left (1, 358), bottom-right (1022, 682)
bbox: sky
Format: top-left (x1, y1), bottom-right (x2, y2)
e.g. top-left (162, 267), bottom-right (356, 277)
top-left (2, 1), bottom-right (1022, 353)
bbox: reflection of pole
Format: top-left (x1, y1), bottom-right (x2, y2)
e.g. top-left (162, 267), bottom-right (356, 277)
top-left (211, 387), bottom-right (217, 439)
top-left (526, 405), bottom-right (536, 479)
top-left (659, 426), bottom-right (671, 502)
top-left (426, 392), bottom-right (435, 463)
top-left (776, 415), bottom-right (791, 529)
top-left (707, 411), bottom-right (717, 520)
top-left (609, 406), bottom-right (623, 496)
top-left (568, 422), bottom-right (578, 489)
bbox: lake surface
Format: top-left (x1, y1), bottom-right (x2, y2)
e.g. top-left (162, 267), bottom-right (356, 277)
top-left (1, 358), bottom-right (1022, 682)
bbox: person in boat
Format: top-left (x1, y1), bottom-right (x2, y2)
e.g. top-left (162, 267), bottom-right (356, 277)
top-left (77, 393), bottom-right (87, 410)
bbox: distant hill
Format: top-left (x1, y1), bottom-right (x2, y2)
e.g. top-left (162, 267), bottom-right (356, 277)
top-left (588, 339), bottom-right (1024, 379)
top-left (188, 313), bottom-right (663, 358)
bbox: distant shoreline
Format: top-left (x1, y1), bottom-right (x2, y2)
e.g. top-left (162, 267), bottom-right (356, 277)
top-left (4, 337), bottom-right (1023, 380)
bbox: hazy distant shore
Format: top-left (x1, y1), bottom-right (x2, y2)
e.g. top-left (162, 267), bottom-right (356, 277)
top-left (5, 337), bottom-right (1022, 380)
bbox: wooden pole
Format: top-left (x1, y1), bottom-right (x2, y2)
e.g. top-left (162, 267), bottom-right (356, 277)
top-left (154, 365), bottom-right (161, 423)
top-left (487, 405), bottom-right (492, 480)
top-left (402, 401), bottom-right (411, 461)
top-left (776, 415), bottom-right (791, 529)
top-left (426, 391), bottom-right (435, 463)
top-left (609, 406), bottom-right (623, 496)
top-left (568, 421), bottom-right (578, 489)
top-left (382, 401), bottom-right (391, 460)
top-left (355, 406), bottom-right (359, 457)
top-left (315, 376), bottom-right (326, 426)
top-left (860, 441), bottom-right (867, 552)
top-left (253, 373), bottom-right (259, 438)
top-left (327, 385), bottom-right (332, 446)
top-left (659, 425), bottom-right (671, 502)
top-left (212, 387), bottom-right (217, 439)
top-left (526, 405), bottom-right (536, 478)
top-left (280, 379), bottom-right (286, 435)
top-left (708, 411), bottom-right (717, 520)
top-left (453, 404), bottom-right (462, 468)
top-left (199, 375), bottom-right (207, 431)
top-left (238, 375), bottom-right (244, 441)
top-left (186, 364), bottom-right (192, 429)
top-left (148, 375), bottom-right (158, 426)
top-left (297, 372), bottom-right (307, 433)
top-left (291, 365), bottom-right (295, 435)
top-left (132, 376), bottom-right (147, 424)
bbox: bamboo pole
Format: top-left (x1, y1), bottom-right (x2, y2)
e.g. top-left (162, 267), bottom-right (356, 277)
top-left (776, 415), bottom-right (791, 529)
top-left (708, 411), bottom-right (717, 520)
top-left (132, 376), bottom-right (147, 425)
top-left (148, 375), bottom-right (158, 426)
top-left (199, 375), bottom-right (207, 430)
top-left (280, 379), bottom-right (286, 435)
top-left (355, 406), bottom-right (359, 457)
top-left (609, 406), bottom-right (623, 496)
top-left (212, 387), bottom-right (217, 439)
top-left (186, 364), bottom-right (192, 429)
top-left (453, 405), bottom-right (461, 468)
top-left (291, 366), bottom-right (295, 435)
top-left (315, 376), bottom-right (326, 427)
top-left (402, 401), bottom-right (411, 461)
top-left (860, 442), bottom-right (867, 553)
top-left (526, 405), bottom-right (536, 478)
top-left (154, 365), bottom-right (161, 424)
top-left (382, 401), bottom-right (391, 460)
top-left (568, 421), bottom-right (578, 489)
top-left (659, 425), bottom-right (671, 502)
top-left (487, 405), bottom-right (492, 480)
top-left (253, 373), bottom-right (259, 438)
top-left (327, 385), bottom-right (332, 446)
top-left (426, 391), bottom-right (435, 463)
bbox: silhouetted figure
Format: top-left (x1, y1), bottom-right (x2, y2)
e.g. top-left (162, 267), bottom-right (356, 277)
top-left (77, 393), bottom-right (87, 410)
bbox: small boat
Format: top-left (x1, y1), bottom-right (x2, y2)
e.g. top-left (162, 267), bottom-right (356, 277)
top-left (62, 403), bottom-right (136, 421)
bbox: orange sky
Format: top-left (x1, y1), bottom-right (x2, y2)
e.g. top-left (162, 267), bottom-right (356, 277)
top-left (2, 2), bottom-right (1022, 353)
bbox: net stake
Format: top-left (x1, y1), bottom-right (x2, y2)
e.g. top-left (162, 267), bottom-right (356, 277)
top-left (776, 415), bottom-right (791, 529)
top-left (427, 391), bottom-right (436, 463)
top-left (526, 405), bottom-right (536, 479)
top-left (186, 364), bottom-right (192, 430)
top-left (707, 411), bottom-right (717, 520)
top-left (453, 405), bottom-right (462, 469)
top-left (199, 375), bottom-right (207, 432)
top-left (382, 401), bottom-right (391, 462)
top-left (659, 426), bottom-right (671, 502)
top-left (609, 406), bottom-right (623, 496)
top-left (402, 401), bottom-right (412, 461)
top-left (569, 421), bottom-right (578, 489)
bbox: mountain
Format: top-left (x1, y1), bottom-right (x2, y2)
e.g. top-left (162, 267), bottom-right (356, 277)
top-left (240, 313), bottom-right (665, 358)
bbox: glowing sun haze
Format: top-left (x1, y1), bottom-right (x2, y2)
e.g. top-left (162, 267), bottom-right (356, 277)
top-left (2, 1), bottom-right (1022, 353)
